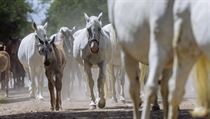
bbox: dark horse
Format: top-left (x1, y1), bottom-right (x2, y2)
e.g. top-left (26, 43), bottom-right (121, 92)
top-left (6, 38), bottom-right (25, 88)
top-left (38, 36), bottom-right (66, 110)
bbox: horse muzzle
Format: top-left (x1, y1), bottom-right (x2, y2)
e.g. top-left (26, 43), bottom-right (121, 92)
top-left (44, 60), bottom-right (51, 66)
top-left (89, 39), bottom-right (99, 54)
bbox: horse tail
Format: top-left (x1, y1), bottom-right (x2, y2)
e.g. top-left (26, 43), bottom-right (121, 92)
top-left (139, 63), bottom-right (148, 99)
top-left (192, 54), bottom-right (210, 117)
top-left (104, 64), bottom-right (112, 99)
top-left (139, 63), bottom-right (148, 84)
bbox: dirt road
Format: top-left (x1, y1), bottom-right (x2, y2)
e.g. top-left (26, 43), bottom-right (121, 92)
top-left (0, 86), bottom-right (198, 119)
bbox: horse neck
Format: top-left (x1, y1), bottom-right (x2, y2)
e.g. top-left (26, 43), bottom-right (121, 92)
top-left (166, 0), bottom-right (175, 15)
top-left (51, 44), bottom-right (64, 65)
top-left (63, 35), bottom-right (74, 58)
top-left (32, 33), bottom-right (40, 55)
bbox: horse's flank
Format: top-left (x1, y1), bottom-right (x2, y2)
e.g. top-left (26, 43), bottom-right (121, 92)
top-left (0, 51), bottom-right (10, 72)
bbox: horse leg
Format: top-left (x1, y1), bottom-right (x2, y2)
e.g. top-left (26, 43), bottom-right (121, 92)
top-left (1, 73), bottom-right (5, 91)
top-left (0, 73), bottom-right (2, 90)
top-left (67, 73), bottom-right (73, 101)
top-left (29, 68), bottom-right (36, 98)
top-left (37, 71), bottom-right (44, 100)
top-left (168, 53), bottom-right (196, 119)
top-left (6, 70), bottom-right (10, 97)
top-left (14, 72), bottom-right (19, 88)
top-left (141, 29), bottom-right (170, 119)
top-left (21, 75), bottom-right (25, 87)
top-left (84, 61), bottom-right (96, 109)
top-left (122, 52), bottom-right (140, 119)
top-left (13, 74), bottom-right (17, 89)
top-left (1, 72), bottom-right (7, 97)
top-left (158, 69), bottom-right (171, 118)
top-left (46, 71), bottom-right (55, 111)
top-left (61, 65), bottom-right (69, 100)
top-left (139, 63), bottom-right (148, 107)
top-left (2, 71), bottom-right (9, 97)
top-left (119, 68), bottom-right (125, 103)
top-left (25, 67), bottom-right (32, 90)
top-left (97, 62), bottom-right (106, 108)
top-left (17, 76), bottom-right (20, 88)
top-left (55, 73), bottom-right (62, 110)
top-left (109, 64), bottom-right (117, 103)
top-left (152, 94), bottom-right (160, 111)
top-left (69, 67), bottom-right (76, 100)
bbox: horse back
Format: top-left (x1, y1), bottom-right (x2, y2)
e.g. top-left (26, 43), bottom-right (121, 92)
top-left (18, 33), bottom-right (42, 68)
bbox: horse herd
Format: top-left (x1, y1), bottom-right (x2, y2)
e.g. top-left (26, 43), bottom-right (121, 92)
top-left (0, 0), bottom-right (210, 119)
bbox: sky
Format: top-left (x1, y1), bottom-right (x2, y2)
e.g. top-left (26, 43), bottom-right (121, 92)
top-left (27, 0), bottom-right (52, 24)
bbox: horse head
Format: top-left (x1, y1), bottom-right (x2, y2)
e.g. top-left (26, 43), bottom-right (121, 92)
top-left (53, 26), bottom-right (76, 57)
top-left (38, 36), bottom-right (55, 66)
top-left (84, 12), bottom-right (103, 54)
top-left (33, 22), bottom-right (48, 44)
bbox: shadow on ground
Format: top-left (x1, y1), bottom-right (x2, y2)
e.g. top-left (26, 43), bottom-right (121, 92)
top-left (0, 109), bottom-right (205, 119)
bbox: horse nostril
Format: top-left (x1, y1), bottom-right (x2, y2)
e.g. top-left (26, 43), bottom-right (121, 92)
top-left (44, 60), bottom-right (50, 66)
top-left (90, 41), bottom-right (99, 54)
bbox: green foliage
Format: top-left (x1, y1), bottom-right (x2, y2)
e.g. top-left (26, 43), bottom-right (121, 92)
top-left (0, 0), bottom-right (32, 42)
top-left (46, 0), bottom-right (108, 35)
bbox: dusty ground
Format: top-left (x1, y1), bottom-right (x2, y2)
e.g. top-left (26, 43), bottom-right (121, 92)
top-left (0, 87), bottom-right (202, 119)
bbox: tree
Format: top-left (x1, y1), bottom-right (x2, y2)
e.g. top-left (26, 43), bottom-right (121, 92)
top-left (46, 0), bottom-right (108, 35)
top-left (0, 0), bottom-right (32, 42)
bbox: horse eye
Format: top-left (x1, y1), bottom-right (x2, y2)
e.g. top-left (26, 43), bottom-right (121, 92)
top-left (87, 28), bottom-right (92, 36)
top-left (98, 27), bottom-right (101, 31)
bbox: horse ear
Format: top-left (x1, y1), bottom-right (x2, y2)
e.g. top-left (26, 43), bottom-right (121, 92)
top-left (84, 13), bottom-right (90, 23)
top-left (43, 22), bottom-right (48, 29)
top-left (32, 22), bottom-right (37, 30)
top-left (61, 29), bottom-right (65, 35)
top-left (98, 12), bottom-right (103, 21)
top-left (70, 26), bottom-right (76, 33)
top-left (72, 26), bottom-right (76, 31)
top-left (50, 36), bottom-right (55, 44)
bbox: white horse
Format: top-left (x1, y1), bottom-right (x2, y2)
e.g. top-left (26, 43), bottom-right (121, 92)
top-left (18, 22), bottom-right (47, 99)
top-left (103, 24), bottom-right (161, 108)
top-left (168, 0), bottom-right (210, 118)
top-left (102, 24), bottom-right (126, 103)
top-left (73, 12), bottom-right (111, 109)
top-left (50, 26), bottom-right (85, 100)
top-left (108, 0), bottom-right (174, 119)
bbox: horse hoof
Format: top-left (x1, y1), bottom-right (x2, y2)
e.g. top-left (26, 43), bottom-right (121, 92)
top-left (89, 105), bottom-right (96, 110)
top-left (98, 98), bottom-right (106, 108)
top-left (55, 107), bottom-right (59, 111)
top-left (29, 93), bottom-right (36, 99)
top-left (119, 96), bottom-right (126, 104)
top-left (55, 106), bottom-right (62, 111)
top-left (120, 99), bottom-right (126, 104)
top-left (30, 95), bottom-right (36, 99)
top-left (191, 106), bottom-right (208, 117)
top-left (89, 101), bottom-right (96, 110)
top-left (36, 95), bottom-right (44, 100)
top-left (152, 105), bottom-right (160, 111)
top-left (51, 107), bottom-right (54, 111)
top-left (111, 97), bottom-right (117, 103)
